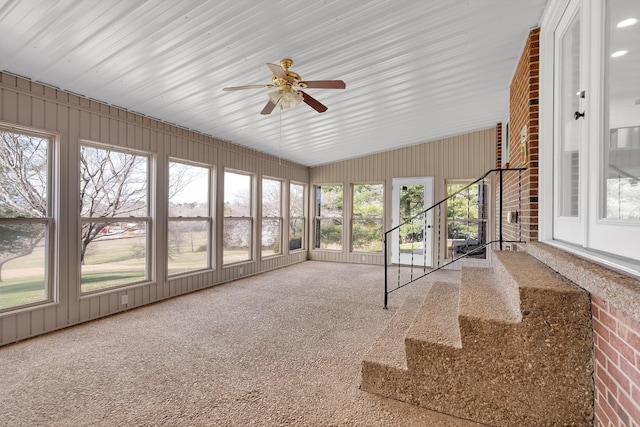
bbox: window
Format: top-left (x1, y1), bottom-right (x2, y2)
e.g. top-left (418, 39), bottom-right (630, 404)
top-left (289, 182), bottom-right (305, 251)
top-left (502, 122), bottom-right (511, 167)
top-left (446, 181), bottom-right (488, 259)
top-left (261, 178), bottom-right (282, 258)
top-left (602, 0), bottom-right (640, 222)
top-left (541, 0), bottom-right (640, 271)
top-left (314, 185), bottom-right (343, 250)
top-left (223, 170), bottom-right (252, 264)
top-left (0, 128), bottom-right (53, 311)
top-left (351, 184), bottom-right (384, 252)
top-left (80, 144), bottom-right (150, 293)
top-left (168, 161), bottom-right (211, 276)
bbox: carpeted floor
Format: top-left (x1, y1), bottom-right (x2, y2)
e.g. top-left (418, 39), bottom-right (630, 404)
top-left (0, 261), bottom-right (481, 426)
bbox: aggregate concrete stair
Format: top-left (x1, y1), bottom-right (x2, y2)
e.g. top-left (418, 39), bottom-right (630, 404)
top-left (362, 251), bottom-right (594, 426)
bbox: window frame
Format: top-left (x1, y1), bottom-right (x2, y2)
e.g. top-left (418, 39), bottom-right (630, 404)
top-left (0, 125), bottom-right (57, 312)
top-left (78, 141), bottom-right (153, 294)
top-left (313, 183), bottom-right (344, 251)
top-left (167, 159), bottom-right (214, 277)
top-left (223, 169), bottom-right (254, 266)
top-left (350, 182), bottom-right (384, 253)
top-left (289, 181), bottom-right (306, 252)
top-left (261, 177), bottom-right (283, 259)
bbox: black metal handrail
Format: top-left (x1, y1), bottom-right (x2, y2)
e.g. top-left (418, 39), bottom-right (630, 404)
top-left (383, 168), bottom-right (525, 308)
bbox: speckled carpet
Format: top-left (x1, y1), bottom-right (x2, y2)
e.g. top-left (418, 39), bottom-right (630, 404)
top-left (0, 261), bottom-right (481, 426)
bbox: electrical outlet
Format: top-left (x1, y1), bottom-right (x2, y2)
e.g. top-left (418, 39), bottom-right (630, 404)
top-left (121, 294), bottom-right (128, 305)
top-left (239, 267), bottom-right (244, 275)
top-left (362, 255), bottom-right (366, 261)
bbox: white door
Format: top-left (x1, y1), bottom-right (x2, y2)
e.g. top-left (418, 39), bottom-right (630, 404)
top-left (390, 177), bottom-right (434, 266)
top-left (553, 0), bottom-right (587, 245)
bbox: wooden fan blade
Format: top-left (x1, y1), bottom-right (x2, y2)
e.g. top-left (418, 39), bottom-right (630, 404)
top-left (267, 63), bottom-right (286, 79)
top-left (223, 84), bottom-right (274, 91)
top-left (301, 80), bottom-right (346, 89)
top-left (260, 97), bottom-right (280, 115)
top-left (300, 91), bottom-right (328, 113)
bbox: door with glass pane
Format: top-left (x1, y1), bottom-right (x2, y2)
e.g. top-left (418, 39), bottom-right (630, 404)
top-left (553, 0), bottom-right (586, 244)
top-left (390, 177), bottom-right (433, 266)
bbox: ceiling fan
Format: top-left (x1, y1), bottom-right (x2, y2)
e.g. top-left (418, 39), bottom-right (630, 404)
top-left (222, 58), bottom-right (346, 115)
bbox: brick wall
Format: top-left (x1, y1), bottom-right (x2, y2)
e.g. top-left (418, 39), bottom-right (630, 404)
top-left (592, 295), bottom-right (640, 426)
top-left (498, 28), bottom-right (539, 245)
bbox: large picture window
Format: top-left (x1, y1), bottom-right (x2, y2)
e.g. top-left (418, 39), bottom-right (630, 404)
top-left (261, 178), bottom-right (282, 258)
top-left (289, 182), bottom-right (305, 251)
top-left (0, 128), bottom-right (53, 311)
top-left (351, 183), bottom-right (384, 252)
top-left (79, 144), bottom-right (150, 293)
top-left (314, 185), bottom-right (343, 250)
top-left (223, 170), bottom-right (253, 264)
top-left (168, 161), bottom-right (211, 276)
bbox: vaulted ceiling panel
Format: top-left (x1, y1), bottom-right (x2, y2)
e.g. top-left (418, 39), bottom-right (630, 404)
top-left (0, 0), bottom-right (547, 166)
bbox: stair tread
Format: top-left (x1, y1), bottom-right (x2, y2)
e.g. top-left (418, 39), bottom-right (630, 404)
top-left (406, 281), bottom-right (462, 348)
top-left (494, 250), bottom-right (583, 293)
top-left (363, 292), bottom-right (427, 370)
top-left (460, 267), bottom-right (521, 323)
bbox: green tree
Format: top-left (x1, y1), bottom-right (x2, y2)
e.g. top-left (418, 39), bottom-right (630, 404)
top-left (353, 184), bottom-right (383, 251)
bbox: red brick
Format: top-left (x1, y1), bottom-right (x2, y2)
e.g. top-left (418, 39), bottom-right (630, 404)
top-left (620, 357), bottom-right (640, 389)
top-left (597, 362), bottom-right (619, 396)
top-left (619, 391), bottom-right (640, 424)
top-left (609, 360), bottom-right (632, 393)
top-left (595, 318), bottom-right (612, 341)
top-left (608, 390), bottom-right (631, 425)
top-left (633, 384), bottom-right (640, 407)
top-left (612, 332), bottom-right (637, 364)
top-left (596, 391), bottom-right (617, 425)
top-left (594, 397), bottom-right (613, 426)
top-left (596, 345), bottom-right (609, 368)
top-left (619, 324), bottom-right (640, 353)
top-left (592, 294), bottom-right (609, 311)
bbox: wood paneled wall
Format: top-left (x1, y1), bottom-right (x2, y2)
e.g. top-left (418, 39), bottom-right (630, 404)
top-left (309, 128), bottom-right (496, 265)
top-left (0, 72), bottom-right (309, 346)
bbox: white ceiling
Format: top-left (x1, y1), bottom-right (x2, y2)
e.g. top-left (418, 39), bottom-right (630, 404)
top-left (0, 0), bottom-right (548, 166)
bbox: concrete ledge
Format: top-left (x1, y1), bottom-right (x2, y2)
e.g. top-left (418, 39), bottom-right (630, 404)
top-left (526, 242), bottom-right (640, 323)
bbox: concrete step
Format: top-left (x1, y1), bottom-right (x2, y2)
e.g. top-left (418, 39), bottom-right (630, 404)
top-left (459, 267), bottom-right (520, 323)
top-left (361, 250), bottom-right (594, 427)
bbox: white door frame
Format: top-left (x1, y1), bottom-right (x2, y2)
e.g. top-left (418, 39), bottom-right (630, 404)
top-left (390, 177), bottom-right (434, 266)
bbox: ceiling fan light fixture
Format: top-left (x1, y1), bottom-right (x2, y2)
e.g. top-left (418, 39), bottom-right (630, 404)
top-left (279, 89), bottom-right (303, 110)
top-left (268, 89), bottom-right (282, 104)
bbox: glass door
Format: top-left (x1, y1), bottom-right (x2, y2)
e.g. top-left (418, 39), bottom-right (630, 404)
top-left (553, 0), bottom-right (586, 244)
top-left (390, 177), bottom-right (434, 266)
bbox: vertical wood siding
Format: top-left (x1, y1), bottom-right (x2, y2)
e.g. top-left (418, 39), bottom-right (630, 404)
top-left (0, 73), bottom-right (309, 346)
top-left (309, 128), bottom-right (496, 265)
